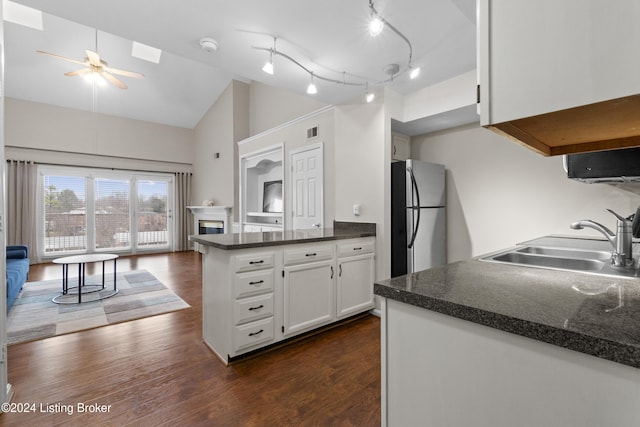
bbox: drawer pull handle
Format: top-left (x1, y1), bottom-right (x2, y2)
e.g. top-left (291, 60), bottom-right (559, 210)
top-left (249, 260), bottom-right (264, 265)
top-left (248, 305), bottom-right (264, 311)
top-left (249, 329), bottom-right (264, 337)
top-left (305, 253), bottom-right (317, 257)
top-left (249, 280), bottom-right (264, 285)
top-left (353, 247), bottom-right (362, 251)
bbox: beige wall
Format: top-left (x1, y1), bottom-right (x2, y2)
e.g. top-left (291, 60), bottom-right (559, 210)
top-left (193, 81), bottom-right (250, 216)
top-left (412, 124), bottom-right (640, 262)
top-left (249, 81), bottom-right (328, 135)
top-left (5, 98), bottom-right (194, 172)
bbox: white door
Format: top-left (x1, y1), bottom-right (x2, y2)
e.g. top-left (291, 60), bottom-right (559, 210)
top-left (291, 144), bottom-right (323, 230)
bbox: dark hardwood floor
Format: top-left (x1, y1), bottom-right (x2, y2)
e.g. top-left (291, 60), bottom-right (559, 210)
top-left (1, 251), bottom-right (381, 426)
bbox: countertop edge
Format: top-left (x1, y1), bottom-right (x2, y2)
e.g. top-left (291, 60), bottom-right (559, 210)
top-left (191, 231), bottom-right (376, 250)
top-left (374, 282), bottom-right (640, 369)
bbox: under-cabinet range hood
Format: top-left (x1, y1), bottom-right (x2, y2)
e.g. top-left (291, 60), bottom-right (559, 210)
top-left (566, 147), bottom-right (640, 183)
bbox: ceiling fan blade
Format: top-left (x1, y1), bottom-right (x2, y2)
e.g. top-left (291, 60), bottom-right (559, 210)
top-left (37, 50), bottom-right (87, 66)
top-left (86, 50), bottom-right (102, 66)
top-left (64, 68), bottom-right (93, 77)
top-left (104, 67), bottom-right (144, 79)
top-left (100, 71), bottom-right (128, 89)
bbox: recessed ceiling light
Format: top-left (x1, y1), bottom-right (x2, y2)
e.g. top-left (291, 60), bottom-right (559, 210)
top-left (132, 41), bottom-right (162, 64)
top-left (3, 0), bottom-right (43, 31)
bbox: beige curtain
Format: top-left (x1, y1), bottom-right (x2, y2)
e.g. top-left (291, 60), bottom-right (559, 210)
top-left (6, 160), bottom-right (38, 263)
top-left (174, 172), bottom-right (193, 251)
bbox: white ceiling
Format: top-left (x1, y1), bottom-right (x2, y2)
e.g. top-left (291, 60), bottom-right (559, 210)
top-left (4, 0), bottom-right (477, 129)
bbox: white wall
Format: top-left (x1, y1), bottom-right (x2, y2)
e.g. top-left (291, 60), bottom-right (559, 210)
top-left (335, 102), bottom-right (386, 282)
top-left (412, 124), bottom-right (640, 261)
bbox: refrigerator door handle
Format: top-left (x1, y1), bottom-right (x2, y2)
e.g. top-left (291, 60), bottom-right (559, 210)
top-left (407, 166), bottom-right (421, 249)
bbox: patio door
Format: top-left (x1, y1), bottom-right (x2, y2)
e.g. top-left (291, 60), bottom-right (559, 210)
top-left (135, 178), bottom-right (171, 251)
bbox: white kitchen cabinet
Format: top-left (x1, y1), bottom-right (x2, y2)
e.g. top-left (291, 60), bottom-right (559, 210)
top-left (283, 243), bottom-right (335, 336)
top-left (478, 0), bottom-right (640, 155)
top-left (381, 298), bottom-right (640, 427)
top-left (336, 238), bottom-right (375, 319)
top-left (200, 236), bottom-right (375, 363)
top-left (391, 132), bottom-right (410, 161)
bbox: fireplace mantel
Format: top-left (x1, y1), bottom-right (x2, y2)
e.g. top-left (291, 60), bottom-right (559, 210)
top-left (187, 206), bottom-right (232, 250)
top-left (187, 206), bottom-right (232, 217)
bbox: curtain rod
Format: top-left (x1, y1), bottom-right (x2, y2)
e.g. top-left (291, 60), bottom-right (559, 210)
top-left (6, 159), bottom-right (192, 176)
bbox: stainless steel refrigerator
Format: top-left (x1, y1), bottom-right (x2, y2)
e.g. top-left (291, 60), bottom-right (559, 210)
top-left (391, 159), bottom-right (446, 277)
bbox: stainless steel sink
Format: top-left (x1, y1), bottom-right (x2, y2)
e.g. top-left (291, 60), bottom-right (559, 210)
top-left (478, 236), bottom-right (640, 279)
top-left (491, 252), bottom-right (605, 271)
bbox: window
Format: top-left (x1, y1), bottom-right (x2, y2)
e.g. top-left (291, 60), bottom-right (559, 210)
top-left (43, 175), bottom-right (87, 253)
top-left (39, 166), bottom-right (173, 258)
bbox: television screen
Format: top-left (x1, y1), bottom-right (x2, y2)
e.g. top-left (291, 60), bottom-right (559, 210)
top-left (262, 180), bottom-right (283, 213)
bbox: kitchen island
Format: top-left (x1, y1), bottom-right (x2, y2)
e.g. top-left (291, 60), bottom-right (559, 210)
top-left (375, 237), bottom-right (640, 427)
top-left (190, 222), bottom-right (376, 364)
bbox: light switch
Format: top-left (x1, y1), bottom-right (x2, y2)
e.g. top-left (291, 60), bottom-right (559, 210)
top-left (353, 204), bottom-right (360, 216)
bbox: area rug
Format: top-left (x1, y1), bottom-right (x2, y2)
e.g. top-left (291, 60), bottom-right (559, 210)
top-left (7, 270), bottom-right (190, 345)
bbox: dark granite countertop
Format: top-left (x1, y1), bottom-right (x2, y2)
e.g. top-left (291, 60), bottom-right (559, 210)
top-left (375, 249), bottom-right (640, 369)
top-left (190, 221), bottom-right (376, 250)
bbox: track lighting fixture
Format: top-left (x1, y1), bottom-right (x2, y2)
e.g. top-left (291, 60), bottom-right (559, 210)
top-left (365, 83), bottom-right (375, 103)
top-left (307, 73), bottom-right (318, 95)
top-left (253, 0), bottom-right (420, 101)
top-left (262, 38), bottom-right (276, 75)
top-left (369, 14), bottom-right (384, 37)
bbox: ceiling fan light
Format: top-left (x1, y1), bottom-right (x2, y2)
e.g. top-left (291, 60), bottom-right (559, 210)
top-left (409, 66), bottom-right (421, 80)
top-left (83, 72), bottom-right (106, 86)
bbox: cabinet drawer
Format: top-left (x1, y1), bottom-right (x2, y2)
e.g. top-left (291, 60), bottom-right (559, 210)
top-left (233, 317), bottom-right (274, 352)
top-left (234, 270), bottom-right (274, 298)
top-left (337, 239), bottom-right (375, 258)
top-left (234, 293), bottom-right (274, 325)
top-left (284, 245), bottom-right (334, 266)
top-left (235, 252), bottom-right (274, 272)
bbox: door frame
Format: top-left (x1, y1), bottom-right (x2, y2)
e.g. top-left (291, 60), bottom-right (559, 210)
top-left (289, 142), bottom-right (324, 230)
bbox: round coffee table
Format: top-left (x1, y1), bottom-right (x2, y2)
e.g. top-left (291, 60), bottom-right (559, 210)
top-left (52, 254), bottom-right (119, 304)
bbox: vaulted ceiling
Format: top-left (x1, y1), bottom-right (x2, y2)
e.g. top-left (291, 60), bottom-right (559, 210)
top-left (5, 0), bottom-right (477, 129)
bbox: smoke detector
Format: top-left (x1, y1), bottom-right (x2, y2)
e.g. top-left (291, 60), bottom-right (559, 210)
top-left (199, 37), bottom-right (218, 53)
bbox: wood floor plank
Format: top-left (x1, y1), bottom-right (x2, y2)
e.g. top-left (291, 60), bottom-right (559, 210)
top-left (1, 251), bottom-right (381, 426)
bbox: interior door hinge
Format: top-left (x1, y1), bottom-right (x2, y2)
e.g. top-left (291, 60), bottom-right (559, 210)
top-left (282, 270), bottom-right (285, 278)
top-left (476, 84), bottom-right (480, 104)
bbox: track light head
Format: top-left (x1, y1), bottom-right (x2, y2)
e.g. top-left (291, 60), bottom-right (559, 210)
top-left (369, 15), bottom-right (384, 37)
top-left (307, 75), bottom-right (317, 95)
top-left (262, 55), bottom-right (274, 75)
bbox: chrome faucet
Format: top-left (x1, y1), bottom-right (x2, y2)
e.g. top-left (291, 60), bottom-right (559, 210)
top-left (570, 209), bottom-right (634, 267)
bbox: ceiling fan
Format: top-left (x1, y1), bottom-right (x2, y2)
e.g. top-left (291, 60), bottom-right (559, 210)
top-left (36, 49), bottom-right (144, 89)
